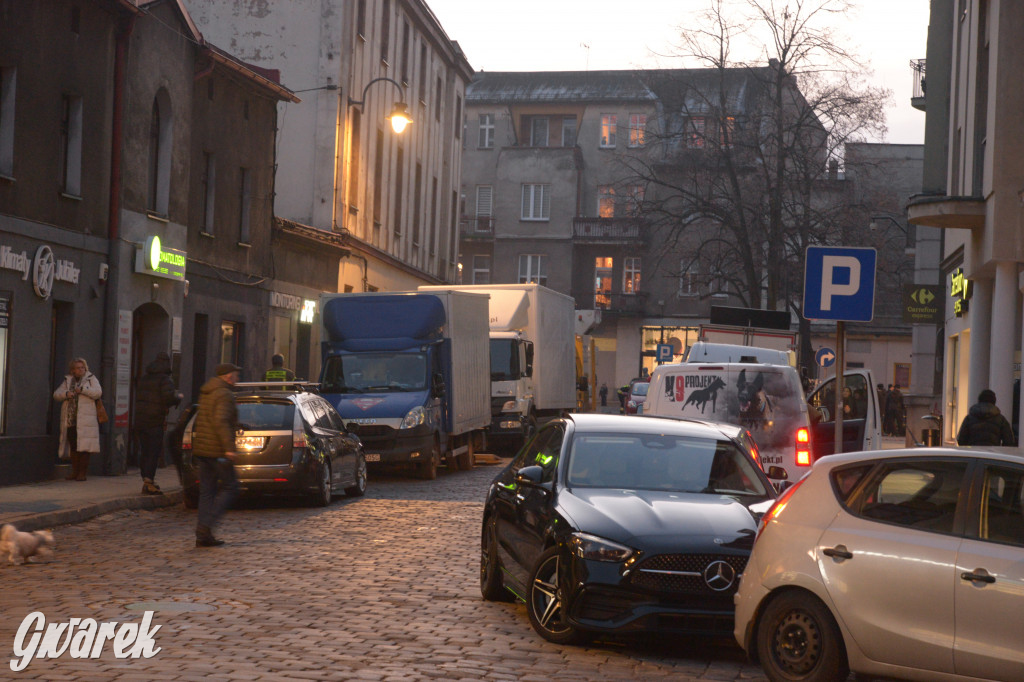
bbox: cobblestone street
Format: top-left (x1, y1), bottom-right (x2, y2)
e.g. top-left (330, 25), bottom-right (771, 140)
top-left (0, 461), bottom-right (772, 681)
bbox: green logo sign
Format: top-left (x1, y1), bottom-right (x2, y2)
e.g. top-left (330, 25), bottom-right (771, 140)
top-left (136, 236), bottom-right (186, 281)
top-left (902, 284), bottom-right (942, 324)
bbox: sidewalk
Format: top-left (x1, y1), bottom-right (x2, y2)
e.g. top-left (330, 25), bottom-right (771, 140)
top-left (0, 466), bottom-right (182, 532)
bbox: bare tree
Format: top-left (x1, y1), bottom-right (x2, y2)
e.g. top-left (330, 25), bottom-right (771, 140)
top-left (620, 0), bottom-right (889, 368)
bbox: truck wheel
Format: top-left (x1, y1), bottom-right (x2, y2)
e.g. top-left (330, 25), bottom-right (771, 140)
top-left (456, 436), bottom-right (474, 471)
top-left (418, 440), bottom-right (439, 480)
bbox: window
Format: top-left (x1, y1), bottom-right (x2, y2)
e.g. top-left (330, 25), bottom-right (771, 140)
top-left (413, 162), bottom-right (422, 245)
top-left (393, 145), bottom-right (404, 241)
top-left (220, 321), bottom-right (243, 366)
top-left (628, 113), bottom-right (646, 147)
top-left (518, 254), bottom-right (547, 285)
top-left (454, 96), bottom-right (461, 139)
top-left (147, 90), bottom-right (172, 215)
top-left (0, 291), bottom-right (10, 432)
top-left (59, 94), bottom-right (83, 196)
top-left (475, 185), bottom-right (492, 231)
top-left (625, 184), bottom-right (644, 217)
top-left (372, 128), bottom-right (384, 226)
top-left (530, 117), bottom-right (549, 147)
top-left (238, 167), bottom-right (251, 243)
top-left (561, 117), bottom-right (577, 147)
top-left (595, 257), bottom-right (613, 309)
top-left (979, 464), bottom-right (1024, 546)
top-left (686, 116), bottom-right (706, 148)
top-left (720, 116), bottom-right (735, 149)
top-left (624, 257), bottom-right (641, 293)
top-left (435, 76), bottom-right (442, 121)
top-left (478, 113), bottom-right (494, 148)
top-left (472, 255), bottom-right (491, 284)
top-left (598, 185), bottom-right (615, 218)
top-left (418, 44), bottom-right (427, 101)
top-left (380, 0), bottom-right (390, 63)
top-left (200, 152), bottom-right (215, 233)
top-left (356, 0), bottom-right (366, 38)
top-left (521, 184), bottom-right (550, 220)
top-left (348, 109), bottom-right (361, 215)
top-left (679, 259), bottom-right (699, 297)
top-left (850, 460), bottom-right (968, 534)
top-left (400, 21), bottom-right (410, 84)
top-left (600, 114), bottom-right (617, 148)
top-left (709, 269), bottom-right (727, 297)
top-left (430, 176), bottom-right (438, 254)
top-left (0, 67), bottom-right (14, 177)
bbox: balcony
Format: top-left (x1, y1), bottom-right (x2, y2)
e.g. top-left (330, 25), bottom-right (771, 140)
top-left (572, 217), bottom-right (645, 244)
top-left (595, 292), bottom-right (648, 316)
top-left (910, 59), bottom-right (926, 111)
top-left (907, 193), bottom-right (985, 230)
top-left (459, 216), bottom-right (494, 240)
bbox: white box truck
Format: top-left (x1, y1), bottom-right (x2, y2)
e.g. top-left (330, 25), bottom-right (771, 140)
top-left (420, 284), bottom-right (577, 448)
top-left (318, 291), bottom-right (491, 478)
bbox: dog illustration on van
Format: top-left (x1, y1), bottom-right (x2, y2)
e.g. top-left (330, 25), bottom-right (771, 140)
top-left (737, 369), bottom-right (774, 428)
top-left (680, 376), bottom-right (727, 414)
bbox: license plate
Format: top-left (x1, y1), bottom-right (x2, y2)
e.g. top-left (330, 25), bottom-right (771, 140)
top-left (235, 436), bottom-right (266, 451)
top-left (365, 453), bottom-right (381, 462)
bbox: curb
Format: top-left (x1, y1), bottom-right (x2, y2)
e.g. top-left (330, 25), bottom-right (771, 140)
top-left (6, 490), bottom-right (183, 533)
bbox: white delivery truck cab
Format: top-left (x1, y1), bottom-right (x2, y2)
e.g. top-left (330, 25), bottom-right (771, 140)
top-left (644, 362), bottom-right (811, 482)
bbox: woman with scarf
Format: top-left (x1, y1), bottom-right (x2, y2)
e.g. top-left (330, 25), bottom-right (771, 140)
top-left (54, 357), bottom-right (103, 481)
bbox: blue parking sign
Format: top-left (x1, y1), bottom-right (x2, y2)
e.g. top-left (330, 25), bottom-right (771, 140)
top-left (656, 344), bottom-right (673, 363)
top-left (804, 246), bottom-right (876, 322)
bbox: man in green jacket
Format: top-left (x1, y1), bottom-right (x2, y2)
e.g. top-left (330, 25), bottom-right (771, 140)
top-left (192, 363), bottom-right (241, 547)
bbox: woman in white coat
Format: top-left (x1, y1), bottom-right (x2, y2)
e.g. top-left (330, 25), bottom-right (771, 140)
top-left (53, 357), bottom-right (103, 481)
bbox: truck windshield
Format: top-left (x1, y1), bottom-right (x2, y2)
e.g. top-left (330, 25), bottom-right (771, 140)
top-left (490, 339), bottom-right (520, 381)
top-left (321, 352), bottom-right (427, 393)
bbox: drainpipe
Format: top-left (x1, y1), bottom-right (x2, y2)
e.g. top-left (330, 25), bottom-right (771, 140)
top-left (99, 11), bottom-right (136, 475)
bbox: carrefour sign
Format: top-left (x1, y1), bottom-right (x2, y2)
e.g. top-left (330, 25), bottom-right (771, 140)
top-left (135, 235), bottom-right (186, 281)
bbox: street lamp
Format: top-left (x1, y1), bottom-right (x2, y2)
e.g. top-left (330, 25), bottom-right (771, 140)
top-left (348, 77), bottom-right (412, 134)
top-left (869, 213), bottom-right (915, 252)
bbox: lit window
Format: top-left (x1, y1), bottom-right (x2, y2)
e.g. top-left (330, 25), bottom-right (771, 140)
top-left (598, 186), bottom-right (615, 218)
top-left (624, 257), bottom-right (641, 293)
top-left (600, 114), bottom-right (617, 148)
top-left (720, 116), bottom-right (735, 149)
top-left (686, 116), bottom-right (705, 149)
top-left (519, 254), bottom-right (547, 285)
top-left (521, 184), bottom-right (550, 220)
top-left (594, 257), bottom-right (613, 309)
top-left (628, 113), bottom-right (646, 147)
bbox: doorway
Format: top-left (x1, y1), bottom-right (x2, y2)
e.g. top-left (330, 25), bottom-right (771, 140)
top-left (47, 301), bottom-right (75, 436)
top-left (130, 302), bottom-right (170, 465)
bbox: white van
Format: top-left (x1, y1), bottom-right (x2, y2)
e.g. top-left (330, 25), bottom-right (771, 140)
top-left (644, 362), bottom-right (811, 482)
top-left (684, 341), bottom-right (795, 367)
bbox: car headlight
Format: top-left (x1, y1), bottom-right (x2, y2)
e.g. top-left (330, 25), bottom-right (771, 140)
top-left (400, 406), bottom-right (426, 429)
top-left (501, 400), bottom-right (517, 412)
top-left (570, 532), bottom-right (635, 562)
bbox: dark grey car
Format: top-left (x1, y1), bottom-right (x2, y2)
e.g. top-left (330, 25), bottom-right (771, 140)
top-left (179, 385), bottom-right (367, 508)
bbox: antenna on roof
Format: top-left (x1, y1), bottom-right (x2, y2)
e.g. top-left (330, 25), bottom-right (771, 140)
top-left (581, 42), bottom-right (590, 71)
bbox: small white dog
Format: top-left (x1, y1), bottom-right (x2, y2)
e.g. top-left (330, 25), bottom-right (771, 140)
top-left (0, 524), bottom-right (56, 564)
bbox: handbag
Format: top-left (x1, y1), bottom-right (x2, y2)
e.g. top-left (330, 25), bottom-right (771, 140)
top-left (95, 398), bottom-right (109, 424)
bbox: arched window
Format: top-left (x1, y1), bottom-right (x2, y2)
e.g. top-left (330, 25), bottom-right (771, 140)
top-left (147, 89), bottom-right (172, 215)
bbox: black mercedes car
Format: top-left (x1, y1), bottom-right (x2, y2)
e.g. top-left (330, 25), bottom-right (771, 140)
top-left (177, 383), bottom-right (367, 508)
top-left (480, 413), bottom-right (784, 644)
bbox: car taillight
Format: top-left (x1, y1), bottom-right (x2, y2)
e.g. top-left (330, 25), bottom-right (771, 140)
top-left (796, 427), bottom-right (811, 466)
top-left (182, 430), bottom-right (192, 451)
top-left (756, 478), bottom-right (805, 543)
top-left (293, 430), bottom-right (308, 449)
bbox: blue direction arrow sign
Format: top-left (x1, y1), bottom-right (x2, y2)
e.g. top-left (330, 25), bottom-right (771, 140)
top-left (804, 246), bottom-right (877, 322)
top-left (656, 344), bottom-right (673, 363)
top-left (816, 346), bottom-right (837, 368)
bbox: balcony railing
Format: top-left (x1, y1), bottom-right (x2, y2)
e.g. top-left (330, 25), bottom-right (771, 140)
top-left (572, 217), bottom-right (643, 242)
top-left (910, 59), bottom-right (926, 111)
top-left (594, 292), bottom-right (648, 315)
top-left (459, 216), bottom-right (494, 239)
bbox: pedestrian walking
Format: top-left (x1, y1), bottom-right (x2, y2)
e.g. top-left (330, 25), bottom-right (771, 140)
top-left (957, 389), bottom-right (1016, 446)
top-left (53, 357), bottom-right (103, 481)
top-left (890, 384), bottom-right (906, 436)
top-left (599, 383), bottom-right (608, 407)
top-left (263, 353), bottom-right (296, 382)
top-left (883, 384), bottom-right (895, 435)
top-left (192, 363), bottom-right (242, 547)
top-left (134, 352), bottom-right (183, 495)
top-left (875, 383), bottom-right (886, 421)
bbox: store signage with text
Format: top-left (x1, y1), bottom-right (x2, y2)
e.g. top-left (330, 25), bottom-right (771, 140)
top-left (134, 236), bottom-right (186, 281)
top-left (950, 267), bottom-right (972, 318)
top-left (0, 243), bottom-right (80, 299)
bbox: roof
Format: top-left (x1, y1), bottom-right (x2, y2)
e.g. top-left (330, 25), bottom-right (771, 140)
top-left (566, 412), bottom-right (743, 440)
top-left (810, 447), bottom-right (1024, 470)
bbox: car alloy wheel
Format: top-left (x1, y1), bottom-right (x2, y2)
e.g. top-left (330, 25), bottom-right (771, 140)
top-left (310, 460), bottom-right (332, 507)
top-left (480, 516), bottom-right (512, 602)
top-left (345, 454), bottom-right (367, 497)
top-left (527, 547), bottom-right (588, 644)
top-left (757, 591), bottom-right (848, 682)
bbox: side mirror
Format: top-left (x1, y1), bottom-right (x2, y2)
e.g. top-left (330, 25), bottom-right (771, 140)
top-left (515, 465), bottom-right (544, 486)
top-left (766, 465), bottom-right (788, 481)
top-left (774, 479), bottom-right (793, 494)
top-left (524, 341), bottom-right (535, 378)
top-left (432, 372), bottom-right (446, 398)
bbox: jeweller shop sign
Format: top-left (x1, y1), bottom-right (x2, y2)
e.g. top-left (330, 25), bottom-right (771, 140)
top-left (0, 244), bottom-right (80, 299)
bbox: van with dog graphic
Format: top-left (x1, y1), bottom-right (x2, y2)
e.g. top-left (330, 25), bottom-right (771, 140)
top-left (643, 362), bottom-right (811, 483)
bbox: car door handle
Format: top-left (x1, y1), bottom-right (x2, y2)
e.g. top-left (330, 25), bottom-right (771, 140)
top-left (961, 569), bottom-right (996, 584)
top-left (822, 545), bottom-right (853, 560)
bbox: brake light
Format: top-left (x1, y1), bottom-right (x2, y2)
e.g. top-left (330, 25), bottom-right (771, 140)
top-left (293, 430), bottom-right (308, 449)
top-left (796, 427), bottom-right (811, 466)
top-left (182, 429), bottom-right (192, 451)
top-left (756, 478), bottom-right (805, 542)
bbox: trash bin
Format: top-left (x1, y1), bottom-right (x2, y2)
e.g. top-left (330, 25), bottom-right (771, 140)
top-left (921, 428), bottom-right (940, 447)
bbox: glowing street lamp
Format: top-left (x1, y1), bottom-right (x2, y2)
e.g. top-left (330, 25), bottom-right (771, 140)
top-left (349, 77), bottom-right (412, 134)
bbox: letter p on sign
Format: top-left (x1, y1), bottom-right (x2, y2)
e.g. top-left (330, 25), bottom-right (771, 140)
top-left (820, 256), bottom-right (860, 311)
top-left (803, 246), bottom-right (876, 322)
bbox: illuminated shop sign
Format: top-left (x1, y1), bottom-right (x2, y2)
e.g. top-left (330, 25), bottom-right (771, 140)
top-left (270, 291), bottom-right (317, 323)
top-left (135, 235), bottom-right (186, 281)
top-left (950, 267), bottom-right (972, 318)
top-left (300, 299), bottom-right (316, 323)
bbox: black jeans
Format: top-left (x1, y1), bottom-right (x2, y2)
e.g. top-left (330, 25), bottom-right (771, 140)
top-left (137, 426), bottom-right (164, 481)
top-left (196, 456), bottom-right (239, 533)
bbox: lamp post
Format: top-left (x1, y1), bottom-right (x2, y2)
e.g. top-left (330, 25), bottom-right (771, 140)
top-left (348, 77), bottom-right (413, 134)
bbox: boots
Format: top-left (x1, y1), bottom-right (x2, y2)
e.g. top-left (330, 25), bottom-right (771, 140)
top-left (142, 478), bottom-right (162, 495)
top-left (75, 452), bottom-right (89, 481)
top-left (195, 525), bottom-right (225, 548)
top-left (66, 452), bottom-right (79, 480)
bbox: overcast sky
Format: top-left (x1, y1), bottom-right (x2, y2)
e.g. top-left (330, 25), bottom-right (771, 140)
top-left (427, 0), bottom-right (929, 145)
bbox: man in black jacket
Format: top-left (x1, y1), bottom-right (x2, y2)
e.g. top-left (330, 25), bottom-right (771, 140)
top-left (134, 352), bottom-right (182, 495)
top-left (957, 389), bottom-right (1016, 446)
top-left (192, 363), bottom-right (241, 547)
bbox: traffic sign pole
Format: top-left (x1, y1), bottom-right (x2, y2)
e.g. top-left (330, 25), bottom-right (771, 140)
top-left (835, 321), bottom-right (844, 455)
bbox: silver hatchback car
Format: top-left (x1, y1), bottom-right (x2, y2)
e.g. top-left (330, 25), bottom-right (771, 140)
top-left (734, 447), bottom-right (1024, 682)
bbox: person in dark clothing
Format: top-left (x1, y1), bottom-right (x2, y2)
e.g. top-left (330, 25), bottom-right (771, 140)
top-left (263, 353), bottom-right (296, 382)
top-left (957, 389), bottom-right (1016, 446)
top-left (599, 383), bottom-right (608, 407)
top-left (192, 363), bottom-right (242, 547)
top-left (134, 352), bottom-right (183, 495)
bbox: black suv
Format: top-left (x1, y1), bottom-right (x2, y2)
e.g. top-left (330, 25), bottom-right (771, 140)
top-left (177, 383), bottom-right (367, 508)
